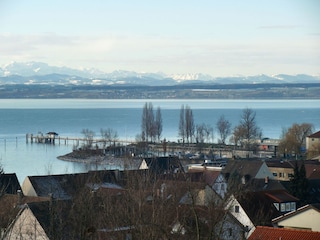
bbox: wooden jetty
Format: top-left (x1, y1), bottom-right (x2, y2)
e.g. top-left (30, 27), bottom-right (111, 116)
top-left (25, 133), bottom-right (134, 145)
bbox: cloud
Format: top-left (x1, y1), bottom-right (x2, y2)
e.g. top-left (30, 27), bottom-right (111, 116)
top-left (258, 25), bottom-right (299, 29)
top-left (0, 32), bottom-right (319, 76)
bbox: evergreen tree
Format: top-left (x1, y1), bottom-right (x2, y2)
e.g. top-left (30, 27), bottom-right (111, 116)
top-left (289, 161), bottom-right (310, 206)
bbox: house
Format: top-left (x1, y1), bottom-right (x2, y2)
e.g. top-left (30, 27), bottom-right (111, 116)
top-left (172, 207), bottom-right (247, 240)
top-left (222, 159), bottom-right (274, 189)
top-left (246, 178), bottom-right (286, 192)
top-left (225, 189), bottom-right (299, 239)
top-left (225, 194), bottom-right (256, 238)
top-left (306, 130), bottom-right (320, 158)
top-left (3, 200), bottom-right (71, 239)
top-left (138, 156), bottom-right (184, 174)
top-left (21, 170), bottom-right (122, 199)
top-left (187, 168), bottom-right (228, 198)
top-left (0, 173), bottom-right (21, 195)
top-left (179, 184), bottom-right (223, 207)
top-left (248, 226), bottom-right (320, 240)
top-left (22, 174), bottom-right (77, 199)
top-left (176, 184), bottom-right (247, 240)
top-left (259, 138), bottom-right (280, 153)
top-left (0, 191), bottom-right (50, 238)
top-left (266, 160), bottom-right (294, 181)
top-left (272, 204), bottom-right (320, 231)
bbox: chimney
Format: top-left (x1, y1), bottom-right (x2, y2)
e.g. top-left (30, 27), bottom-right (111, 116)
top-left (17, 189), bottom-right (23, 205)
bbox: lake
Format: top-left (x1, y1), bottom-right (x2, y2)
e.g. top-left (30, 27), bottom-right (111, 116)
top-left (0, 99), bottom-right (319, 183)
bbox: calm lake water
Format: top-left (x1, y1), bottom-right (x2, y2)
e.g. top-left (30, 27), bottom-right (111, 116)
top-left (0, 99), bottom-right (319, 183)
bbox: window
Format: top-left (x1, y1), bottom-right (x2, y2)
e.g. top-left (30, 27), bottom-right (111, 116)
top-left (229, 228), bottom-right (232, 237)
top-left (286, 203), bottom-right (291, 211)
top-left (280, 203), bottom-right (285, 212)
top-left (274, 203), bottom-right (279, 211)
top-left (273, 172), bottom-right (278, 176)
top-left (221, 184), bottom-right (225, 191)
top-left (279, 173), bottom-right (283, 178)
top-left (291, 202), bottom-right (296, 211)
top-left (235, 205), bottom-right (240, 213)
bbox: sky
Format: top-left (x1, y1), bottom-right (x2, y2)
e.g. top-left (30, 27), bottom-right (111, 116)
top-left (0, 0), bottom-right (319, 76)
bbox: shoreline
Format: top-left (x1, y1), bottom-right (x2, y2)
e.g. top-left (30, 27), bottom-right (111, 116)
top-left (57, 149), bottom-right (142, 169)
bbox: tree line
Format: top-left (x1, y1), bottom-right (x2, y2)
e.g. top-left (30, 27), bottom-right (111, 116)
top-left (79, 102), bottom-right (317, 158)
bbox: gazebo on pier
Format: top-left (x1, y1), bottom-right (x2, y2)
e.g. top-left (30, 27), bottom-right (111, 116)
top-left (45, 132), bottom-right (59, 144)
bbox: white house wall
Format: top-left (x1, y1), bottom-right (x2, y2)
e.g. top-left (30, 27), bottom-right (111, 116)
top-left (225, 195), bottom-right (255, 238)
top-left (275, 208), bottom-right (320, 231)
top-left (21, 177), bottom-right (38, 197)
top-left (5, 207), bottom-right (49, 240)
top-left (139, 160), bottom-right (148, 170)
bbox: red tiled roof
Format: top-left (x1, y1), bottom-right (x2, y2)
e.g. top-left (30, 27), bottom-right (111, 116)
top-left (264, 190), bottom-right (299, 203)
top-left (248, 226), bottom-right (320, 240)
top-left (308, 131), bottom-right (320, 138)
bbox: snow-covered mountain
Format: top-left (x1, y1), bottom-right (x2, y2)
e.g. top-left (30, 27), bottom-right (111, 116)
top-left (169, 73), bottom-right (214, 81)
top-left (0, 61), bottom-right (319, 86)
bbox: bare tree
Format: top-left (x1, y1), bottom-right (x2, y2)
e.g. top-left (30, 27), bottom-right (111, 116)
top-left (196, 124), bottom-right (206, 144)
top-left (216, 115), bottom-right (231, 144)
top-left (101, 128), bottom-right (118, 147)
top-left (279, 123), bottom-right (314, 158)
top-left (233, 108), bottom-right (262, 150)
top-left (81, 128), bottom-right (95, 149)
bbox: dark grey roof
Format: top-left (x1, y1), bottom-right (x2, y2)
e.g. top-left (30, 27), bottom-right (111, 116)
top-left (27, 200), bottom-right (72, 239)
top-left (27, 170), bottom-right (121, 200)
top-left (0, 173), bottom-right (21, 195)
top-left (222, 159), bottom-right (264, 179)
top-left (265, 160), bottom-right (294, 169)
top-left (144, 156), bottom-right (185, 174)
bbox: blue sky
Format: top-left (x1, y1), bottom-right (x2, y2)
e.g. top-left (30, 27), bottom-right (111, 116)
top-left (0, 0), bottom-right (319, 76)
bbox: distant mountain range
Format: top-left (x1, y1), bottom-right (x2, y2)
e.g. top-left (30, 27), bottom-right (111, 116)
top-left (0, 61), bottom-right (319, 86)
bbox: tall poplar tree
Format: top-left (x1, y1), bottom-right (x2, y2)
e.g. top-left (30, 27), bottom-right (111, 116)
top-left (155, 106), bottom-right (163, 142)
top-left (185, 105), bottom-right (195, 144)
top-left (141, 102), bottom-right (154, 142)
top-left (179, 105), bottom-right (186, 144)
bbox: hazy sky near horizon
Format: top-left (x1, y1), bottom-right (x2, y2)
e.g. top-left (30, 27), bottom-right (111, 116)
top-left (0, 0), bottom-right (319, 76)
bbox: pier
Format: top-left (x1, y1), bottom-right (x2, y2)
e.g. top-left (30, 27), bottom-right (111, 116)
top-left (25, 133), bottom-right (134, 146)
